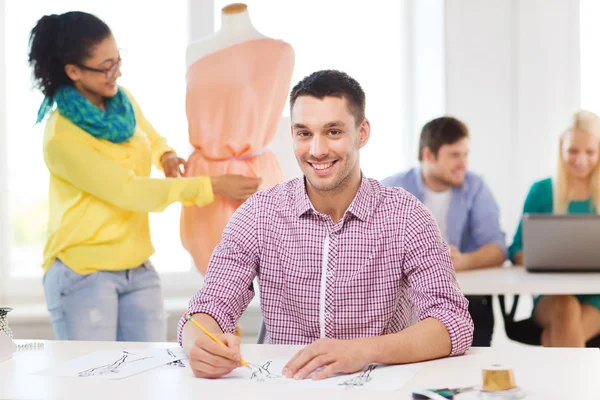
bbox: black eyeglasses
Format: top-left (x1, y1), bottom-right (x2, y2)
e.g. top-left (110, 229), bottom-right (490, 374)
top-left (77, 57), bottom-right (123, 79)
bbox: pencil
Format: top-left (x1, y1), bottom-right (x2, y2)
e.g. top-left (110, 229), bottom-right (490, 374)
top-left (185, 313), bottom-right (251, 369)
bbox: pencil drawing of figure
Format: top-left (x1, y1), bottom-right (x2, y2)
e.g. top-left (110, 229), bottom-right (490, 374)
top-left (250, 361), bottom-right (281, 383)
top-left (166, 348), bottom-right (186, 368)
top-left (78, 351), bottom-right (151, 377)
top-left (338, 364), bottom-right (378, 387)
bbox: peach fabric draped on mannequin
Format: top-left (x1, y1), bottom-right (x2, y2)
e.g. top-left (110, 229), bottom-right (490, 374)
top-left (182, 38), bottom-right (294, 274)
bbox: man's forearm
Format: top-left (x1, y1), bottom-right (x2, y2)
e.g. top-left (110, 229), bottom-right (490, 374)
top-left (466, 243), bottom-right (505, 270)
top-left (182, 313), bottom-right (223, 354)
top-left (361, 318), bottom-right (452, 365)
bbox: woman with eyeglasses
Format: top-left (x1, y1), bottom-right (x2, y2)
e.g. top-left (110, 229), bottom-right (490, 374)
top-left (28, 11), bottom-right (261, 342)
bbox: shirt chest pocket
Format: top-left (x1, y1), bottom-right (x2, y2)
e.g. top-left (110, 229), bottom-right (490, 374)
top-left (336, 228), bottom-right (385, 282)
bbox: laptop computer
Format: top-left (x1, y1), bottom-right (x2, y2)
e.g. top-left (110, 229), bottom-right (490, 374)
top-left (523, 214), bottom-right (600, 272)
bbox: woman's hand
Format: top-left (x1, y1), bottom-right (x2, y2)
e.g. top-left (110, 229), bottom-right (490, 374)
top-left (211, 175), bottom-right (262, 202)
top-left (161, 152), bottom-right (186, 177)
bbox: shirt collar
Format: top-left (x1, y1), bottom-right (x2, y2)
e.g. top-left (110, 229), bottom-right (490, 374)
top-left (345, 174), bottom-right (373, 222)
top-left (293, 178), bottom-right (313, 217)
top-left (293, 174), bottom-right (373, 222)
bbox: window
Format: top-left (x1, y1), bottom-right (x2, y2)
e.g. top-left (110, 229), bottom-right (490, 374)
top-left (213, 0), bottom-right (411, 179)
top-left (1, 0), bottom-right (196, 302)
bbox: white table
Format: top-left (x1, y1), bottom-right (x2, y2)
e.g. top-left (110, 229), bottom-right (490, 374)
top-left (456, 266), bottom-right (600, 295)
top-left (1, 340), bottom-right (598, 399)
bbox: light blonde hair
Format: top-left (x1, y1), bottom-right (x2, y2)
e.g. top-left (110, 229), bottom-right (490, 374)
top-left (554, 110), bottom-right (600, 214)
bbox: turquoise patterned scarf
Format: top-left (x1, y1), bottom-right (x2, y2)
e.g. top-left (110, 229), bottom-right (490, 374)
top-left (36, 85), bottom-right (136, 143)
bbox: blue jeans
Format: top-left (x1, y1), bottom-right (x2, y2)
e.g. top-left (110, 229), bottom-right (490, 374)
top-left (43, 258), bottom-right (166, 342)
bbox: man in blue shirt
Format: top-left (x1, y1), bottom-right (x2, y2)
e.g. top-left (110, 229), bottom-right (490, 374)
top-left (382, 116), bottom-right (506, 346)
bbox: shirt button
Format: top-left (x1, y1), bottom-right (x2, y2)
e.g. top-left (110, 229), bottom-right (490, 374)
top-left (325, 312), bottom-right (331, 319)
top-left (326, 271), bottom-right (333, 278)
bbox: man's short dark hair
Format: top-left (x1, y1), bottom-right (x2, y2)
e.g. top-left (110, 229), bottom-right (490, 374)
top-left (418, 117), bottom-right (469, 161)
top-left (289, 70), bottom-right (366, 126)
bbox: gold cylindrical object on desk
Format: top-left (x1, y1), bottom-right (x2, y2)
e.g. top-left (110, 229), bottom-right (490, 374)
top-left (482, 364), bottom-right (517, 391)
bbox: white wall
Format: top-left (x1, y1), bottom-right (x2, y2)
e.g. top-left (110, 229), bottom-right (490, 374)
top-left (444, 0), bottom-right (581, 240)
top-left (0, 0), bottom-right (10, 305)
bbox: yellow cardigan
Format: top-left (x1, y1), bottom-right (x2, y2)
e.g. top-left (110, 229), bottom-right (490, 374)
top-left (42, 89), bottom-right (213, 274)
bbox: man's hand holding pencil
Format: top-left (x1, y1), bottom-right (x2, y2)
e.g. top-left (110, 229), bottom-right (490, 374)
top-left (184, 313), bottom-right (248, 379)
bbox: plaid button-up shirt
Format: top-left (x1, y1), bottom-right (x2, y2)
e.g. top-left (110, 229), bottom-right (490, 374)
top-left (179, 177), bottom-right (473, 355)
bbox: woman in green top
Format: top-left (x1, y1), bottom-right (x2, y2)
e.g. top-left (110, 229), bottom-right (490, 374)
top-left (509, 110), bottom-right (600, 347)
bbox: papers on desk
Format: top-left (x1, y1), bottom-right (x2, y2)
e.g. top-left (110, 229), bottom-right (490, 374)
top-left (209, 358), bottom-right (424, 392)
top-left (36, 347), bottom-right (186, 380)
top-left (34, 348), bottom-right (422, 391)
top-left (0, 332), bottom-right (16, 363)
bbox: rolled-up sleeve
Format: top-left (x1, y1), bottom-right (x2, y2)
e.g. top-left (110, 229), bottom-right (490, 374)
top-left (403, 201), bottom-right (474, 356)
top-left (177, 196), bottom-right (259, 345)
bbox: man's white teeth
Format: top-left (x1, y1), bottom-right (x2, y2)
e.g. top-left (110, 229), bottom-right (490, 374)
top-left (313, 162), bottom-right (333, 170)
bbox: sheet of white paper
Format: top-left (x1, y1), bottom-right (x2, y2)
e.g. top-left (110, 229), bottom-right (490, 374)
top-left (206, 358), bottom-right (423, 391)
top-left (36, 347), bottom-right (186, 379)
top-left (0, 332), bottom-right (16, 363)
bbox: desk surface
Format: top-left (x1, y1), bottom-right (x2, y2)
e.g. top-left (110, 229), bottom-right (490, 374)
top-left (456, 266), bottom-right (600, 295)
top-left (1, 340), bottom-right (598, 399)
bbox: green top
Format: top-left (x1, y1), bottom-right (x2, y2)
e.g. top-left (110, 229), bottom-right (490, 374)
top-left (508, 177), bottom-right (595, 260)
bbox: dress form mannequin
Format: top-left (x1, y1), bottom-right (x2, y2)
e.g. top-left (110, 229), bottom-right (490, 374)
top-left (182, 3), bottom-right (295, 275)
top-left (186, 3), bottom-right (267, 69)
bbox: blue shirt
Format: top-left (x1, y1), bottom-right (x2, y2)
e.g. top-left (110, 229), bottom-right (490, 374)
top-left (382, 167), bottom-right (507, 256)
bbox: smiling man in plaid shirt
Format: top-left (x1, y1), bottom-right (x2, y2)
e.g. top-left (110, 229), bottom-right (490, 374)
top-left (179, 70), bottom-right (474, 380)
